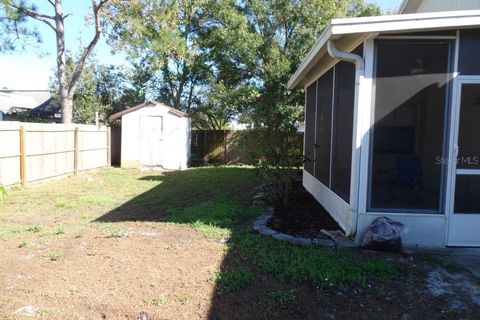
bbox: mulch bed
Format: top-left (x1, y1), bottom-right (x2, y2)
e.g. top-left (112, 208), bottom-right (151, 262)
top-left (266, 181), bottom-right (341, 238)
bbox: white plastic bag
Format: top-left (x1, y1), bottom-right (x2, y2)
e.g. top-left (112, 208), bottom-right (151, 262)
top-left (361, 217), bottom-right (409, 253)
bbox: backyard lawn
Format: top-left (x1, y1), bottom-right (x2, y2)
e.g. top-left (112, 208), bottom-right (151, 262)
top-left (0, 167), bottom-right (479, 319)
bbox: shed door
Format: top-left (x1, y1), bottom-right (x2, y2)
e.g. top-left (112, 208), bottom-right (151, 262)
top-left (139, 116), bottom-right (163, 167)
top-left (447, 80), bottom-right (480, 246)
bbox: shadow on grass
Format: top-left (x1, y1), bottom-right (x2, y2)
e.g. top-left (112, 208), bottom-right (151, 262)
top-left (95, 166), bottom-right (259, 226)
top-left (94, 166), bottom-right (405, 320)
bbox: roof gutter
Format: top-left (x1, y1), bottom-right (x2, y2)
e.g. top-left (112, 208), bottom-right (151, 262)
top-left (326, 40), bottom-right (364, 237)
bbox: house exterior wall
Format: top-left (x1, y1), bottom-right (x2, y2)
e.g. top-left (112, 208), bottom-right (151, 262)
top-left (120, 104), bottom-right (190, 170)
top-left (416, 0), bottom-right (480, 13)
top-left (400, 0), bottom-right (480, 14)
top-left (301, 27), bottom-right (480, 247)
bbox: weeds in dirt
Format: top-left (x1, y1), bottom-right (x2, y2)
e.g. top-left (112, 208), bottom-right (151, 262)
top-left (143, 297), bottom-right (166, 307)
top-left (54, 227), bottom-right (66, 235)
top-left (27, 225), bottom-right (42, 233)
top-left (266, 290), bottom-right (298, 308)
top-left (109, 228), bottom-right (128, 238)
top-left (152, 297), bottom-right (166, 306)
top-left (48, 250), bottom-right (64, 261)
top-left (0, 226), bottom-right (24, 239)
top-left (18, 240), bottom-right (28, 248)
top-left (81, 214), bottom-right (94, 222)
top-left (55, 200), bottom-right (73, 209)
top-left (39, 308), bottom-right (55, 317)
top-left (215, 268), bottom-right (255, 294)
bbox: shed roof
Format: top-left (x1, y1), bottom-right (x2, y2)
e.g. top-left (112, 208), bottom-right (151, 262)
top-left (109, 101), bottom-right (189, 121)
top-left (287, 10), bottom-right (480, 89)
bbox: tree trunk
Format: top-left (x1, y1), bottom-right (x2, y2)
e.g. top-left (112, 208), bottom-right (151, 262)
top-left (53, 0), bottom-right (70, 123)
top-left (61, 95), bottom-right (74, 123)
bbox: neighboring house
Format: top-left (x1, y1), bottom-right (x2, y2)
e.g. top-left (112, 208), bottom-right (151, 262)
top-left (110, 101), bottom-right (191, 170)
top-left (0, 90), bottom-right (52, 121)
top-left (288, 0), bottom-right (480, 247)
top-left (25, 98), bottom-right (62, 122)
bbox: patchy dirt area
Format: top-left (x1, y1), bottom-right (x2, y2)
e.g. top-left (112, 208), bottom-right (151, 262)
top-left (0, 168), bottom-right (479, 319)
top-left (210, 249), bottom-right (480, 320)
top-left (0, 224), bottom-right (224, 319)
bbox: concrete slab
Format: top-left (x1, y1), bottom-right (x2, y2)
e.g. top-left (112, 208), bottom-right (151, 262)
top-left (406, 247), bottom-right (480, 279)
top-left (446, 255), bottom-right (480, 279)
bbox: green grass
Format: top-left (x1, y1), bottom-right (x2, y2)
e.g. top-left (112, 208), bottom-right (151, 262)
top-left (0, 184), bottom-right (7, 201)
top-left (231, 229), bottom-right (400, 287)
top-left (168, 200), bottom-right (259, 238)
top-left (215, 268), bottom-right (255, 294)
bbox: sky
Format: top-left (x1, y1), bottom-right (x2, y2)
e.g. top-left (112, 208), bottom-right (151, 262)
top-left (0, 0), bottom-right (403, 90)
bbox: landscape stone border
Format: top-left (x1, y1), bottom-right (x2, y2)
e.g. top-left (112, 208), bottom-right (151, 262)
top-left (251, 185), bottom-right (356, 248)
top-left (252, 207), bottom-right (335, 247)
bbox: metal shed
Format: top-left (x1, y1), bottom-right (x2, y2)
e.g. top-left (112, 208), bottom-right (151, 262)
top-left (110, 101), bottom-right (191, 170)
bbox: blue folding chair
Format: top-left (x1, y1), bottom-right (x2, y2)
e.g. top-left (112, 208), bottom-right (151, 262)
top-left (382, 156), bottom-right (423, 206)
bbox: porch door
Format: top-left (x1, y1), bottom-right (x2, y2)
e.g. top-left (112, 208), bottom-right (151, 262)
top-left (448, 79), bottom-right (480, 246)
top-left (139, 116), bottom-right (163, 167)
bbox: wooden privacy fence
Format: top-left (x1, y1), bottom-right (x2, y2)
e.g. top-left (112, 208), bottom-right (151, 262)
top-left (190, 130), bottom-right (304, 166)
top-left (0, 122), bottom-right (110, 187)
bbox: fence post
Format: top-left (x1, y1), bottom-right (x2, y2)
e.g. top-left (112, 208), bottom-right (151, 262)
top-left (223, 130), bottom-right (227, 164)
top-left (107, 127), bottom-right (111, 167)
top-left (74, 127), bottom-right (80, 175)
top-left (19, 126), bottom-right (26, 187)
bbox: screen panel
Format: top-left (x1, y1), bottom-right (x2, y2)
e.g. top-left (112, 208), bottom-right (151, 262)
top-left (369, 41), bottom-right (452, 212)
top-left (304, 82), bottom-right (317, 175)
top-left (331, 61), bottom-right (355, 202)
top-left (314, 69), bottom-right (334, 186)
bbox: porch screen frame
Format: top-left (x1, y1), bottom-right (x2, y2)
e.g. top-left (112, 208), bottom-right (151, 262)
top-left (366, 38), bottom-right (455, 214)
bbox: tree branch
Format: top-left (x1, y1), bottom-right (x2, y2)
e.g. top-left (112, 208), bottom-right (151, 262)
top-left (67, 0), bottom-right (109, 96)
top-left (5, 0), bottom-right (57, 31)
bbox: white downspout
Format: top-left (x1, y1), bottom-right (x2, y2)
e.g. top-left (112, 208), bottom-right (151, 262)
top-left (327, 40), bottom-right (365, 237)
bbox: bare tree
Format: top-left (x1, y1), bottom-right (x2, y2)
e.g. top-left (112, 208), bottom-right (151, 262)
top-left (1, 0), bottom-right (109, 123)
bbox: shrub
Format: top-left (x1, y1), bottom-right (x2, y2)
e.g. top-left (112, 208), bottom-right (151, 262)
top-left (247, 130), bottom-right (303, 207)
